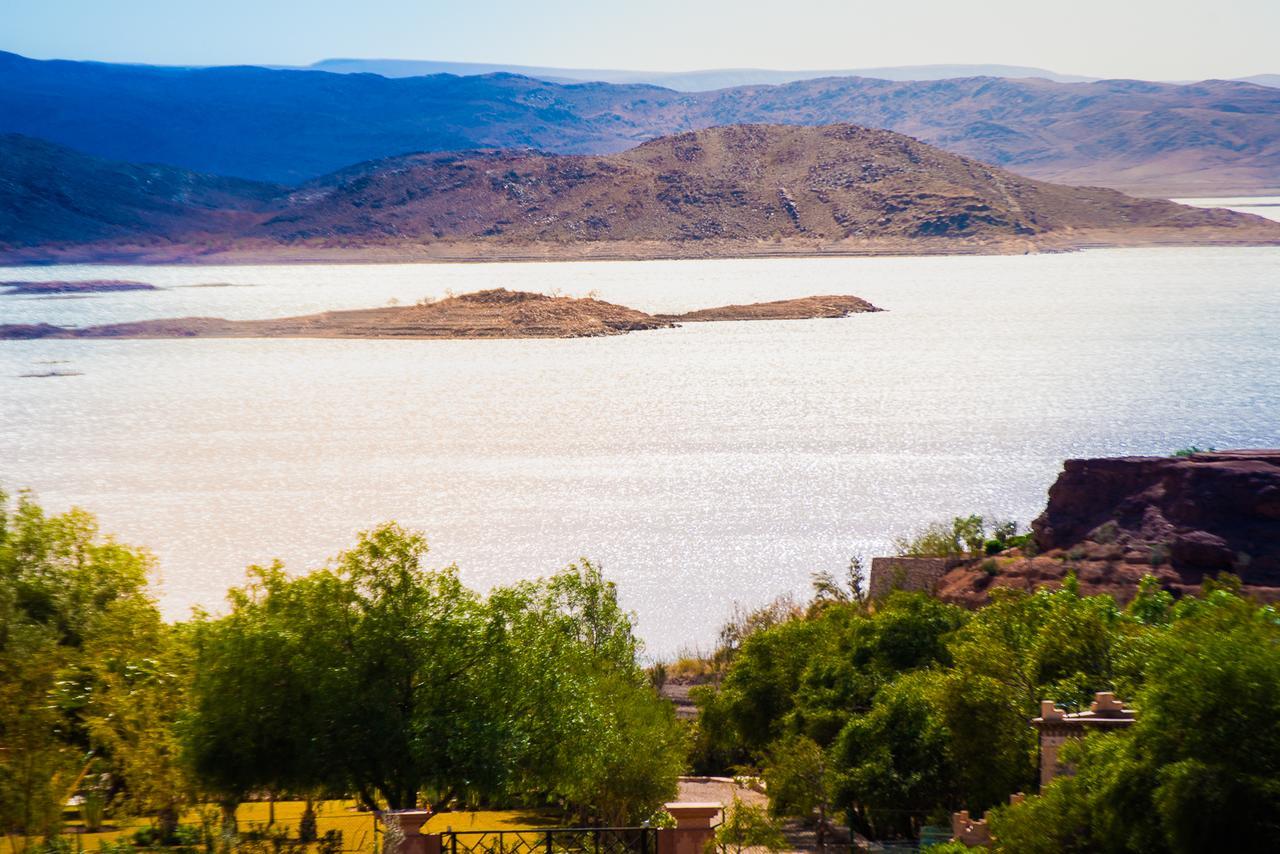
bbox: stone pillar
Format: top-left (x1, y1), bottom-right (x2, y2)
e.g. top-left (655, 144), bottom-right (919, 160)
top-left (382, 810), bottom-right (440, 854)
top-left (658, 803), bottom-right (722, 854)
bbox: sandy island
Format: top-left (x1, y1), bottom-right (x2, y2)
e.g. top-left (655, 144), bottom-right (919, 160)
top-left (0, 289), bottom-right (882, 341)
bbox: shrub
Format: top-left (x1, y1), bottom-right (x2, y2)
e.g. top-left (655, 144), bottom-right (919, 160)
top-left (1089, 521), bottom-right (1119, 545)
top-left (710, 797), bottom-right (786, 854)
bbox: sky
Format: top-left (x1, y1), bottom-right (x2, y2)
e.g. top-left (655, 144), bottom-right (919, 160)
top-left (4, 0), bottom-right (1277, 80)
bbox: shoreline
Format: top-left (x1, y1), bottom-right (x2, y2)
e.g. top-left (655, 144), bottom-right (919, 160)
top-left (2, 226), bottom-right (1279, 267)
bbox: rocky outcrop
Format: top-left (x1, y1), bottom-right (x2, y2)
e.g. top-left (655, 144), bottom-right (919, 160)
top-left (1033, 451), bottom-right (1280, 583)
top-left (935, 451), bottom-right (1280, 606)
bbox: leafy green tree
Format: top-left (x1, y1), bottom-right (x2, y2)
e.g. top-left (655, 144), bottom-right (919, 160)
top-left (833, 670), bottom-right (953, 838)
top-left (762, 735), bottom-right (838, 849)
top-left (0, 490), bottom-right (177, 839)
top-left (185, 529), bottom-right (683, 823)
top-left (990, 591), bottom-right (1280, 852)
top-left (713, 797), bottom-right (786, 854)
top-left (486, 560), bottom-right (684, 823)
top-left (789, 593), bottom-right (965, 748)
top-left (895, 516), bottom-right (987, 557)
top-left (947, 583), bottom-right (1122, 714)
top-left (703, 617), bottom-right (823, 754)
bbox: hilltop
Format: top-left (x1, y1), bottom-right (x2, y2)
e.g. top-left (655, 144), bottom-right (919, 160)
top-left (2, 125), bottom-right (1276, 263)
top-left (1, 50), bottom-right (1277, 194)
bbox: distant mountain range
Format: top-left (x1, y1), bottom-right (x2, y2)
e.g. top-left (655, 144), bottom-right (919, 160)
top-left (3, 125), bottom-right (1275, 264)
top-left (0, 50), bottom-right (1277, 195)
top-left (299, 60), bottom-right (1100, 90)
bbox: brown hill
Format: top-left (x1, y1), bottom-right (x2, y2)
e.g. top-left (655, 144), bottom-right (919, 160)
top-left (0, 289), bottom-right (882, 340)
top-left (257, 124), bottom-right (1271, 248)
top-left (2, 126), bottom-right (1277, 263)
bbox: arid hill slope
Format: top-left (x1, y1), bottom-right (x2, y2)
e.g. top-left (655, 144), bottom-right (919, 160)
top-left (0, 289), bottom-right (881, 340)
top-left (2, 126), bottom-right (1276, 263)
top-left (260, 124), bottom-right (1268, 246)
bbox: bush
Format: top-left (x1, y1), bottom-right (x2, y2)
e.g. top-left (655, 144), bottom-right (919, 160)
top-left (711, 797), bottom-right (786, 854)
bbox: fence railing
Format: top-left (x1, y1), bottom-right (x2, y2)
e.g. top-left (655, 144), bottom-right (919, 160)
top-left (440, 828), bottom-right (656, 854)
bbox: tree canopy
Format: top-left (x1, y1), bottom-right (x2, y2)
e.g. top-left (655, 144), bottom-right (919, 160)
top-left (2, 493), bottom-right (685, 841)
top-left (183, 524), bottom-right (683, 823)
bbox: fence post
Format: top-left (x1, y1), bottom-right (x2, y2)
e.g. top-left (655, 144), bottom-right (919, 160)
top-left (657, 803), bottom-right (722, 854)
top-left (381, 810), bottom-right (441, 854)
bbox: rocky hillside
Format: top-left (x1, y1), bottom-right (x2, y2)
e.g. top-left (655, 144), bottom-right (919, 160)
top-left (0, 134), bottom-right (280, 249)
top-left (260, 124), bottom-right (1268, 246)
top-left (935, 451), bottom-right (1280, 605)
top-left (3, 125), bottom-right (1276, 262)
top-left (2, 50), bottom-right (1277, 193)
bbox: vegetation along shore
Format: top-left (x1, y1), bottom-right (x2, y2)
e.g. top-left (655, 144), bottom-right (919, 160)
top-left (4, 450), bottom-right (1279, 851)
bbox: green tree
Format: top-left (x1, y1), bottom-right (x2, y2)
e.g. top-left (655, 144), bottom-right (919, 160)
top-left (185, 529), bottom-right (684, 823)
top-left (713, 797), bottom-right (786, 854)
top-left (990, 591), bottom-right (1280, 852)
top-left (832, 670), bottom-right (953, 839)
top-left (0, 490), bottom-right (176, 840)
top-left (762, 735), bottom-right (838, 849)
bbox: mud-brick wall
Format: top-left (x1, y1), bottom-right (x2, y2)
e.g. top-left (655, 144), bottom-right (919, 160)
top-left (868, 556), bottom-right (957, 599)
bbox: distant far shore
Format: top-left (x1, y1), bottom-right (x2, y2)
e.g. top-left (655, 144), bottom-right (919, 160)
top-left (3, 226), bottom-right (1278, 267)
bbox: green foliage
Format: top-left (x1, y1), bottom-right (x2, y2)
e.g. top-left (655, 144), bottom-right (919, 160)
top-left (990, 592), bottom-right (1280, 852)
top-left (185, 528), bottom-right (682, 823)
top-left (762, 734), bottom-right (837, 844)
top-left (896, 517), bottom-right (1027, 558)
top-left (693, 592), bottom-right (966, 771)
top-left (0, 488), bottom-right (184, 839)
top-left (833, 670), bottom-right (953, 838)
top-left (895, 515), bottom-right (986, 557)
top-left (711, 797), bottom-right (786, 854)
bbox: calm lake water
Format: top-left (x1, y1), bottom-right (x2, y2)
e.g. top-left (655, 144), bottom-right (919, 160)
top-left (3, 243), bottom-right (1279, 654)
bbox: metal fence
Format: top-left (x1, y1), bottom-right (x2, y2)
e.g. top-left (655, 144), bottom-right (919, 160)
top-left (440, 828), bottom-right (656, 854)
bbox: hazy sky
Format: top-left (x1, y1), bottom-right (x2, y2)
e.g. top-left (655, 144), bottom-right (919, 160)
top-left (5, 0), bottom-right (1277, 80)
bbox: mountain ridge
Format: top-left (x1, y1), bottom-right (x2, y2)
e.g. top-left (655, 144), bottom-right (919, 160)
top-left (2, 125), bottom-right (1275, 264)
top-left (1, 51), bottom-right (1276, 194)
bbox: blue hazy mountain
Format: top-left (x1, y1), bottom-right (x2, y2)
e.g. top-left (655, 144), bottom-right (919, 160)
top-left (1, 51), bottom-right (1276, 193)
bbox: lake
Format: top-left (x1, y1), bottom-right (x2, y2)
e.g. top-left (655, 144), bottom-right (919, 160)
top-left (2, 242), bottom-right (1279, 655)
